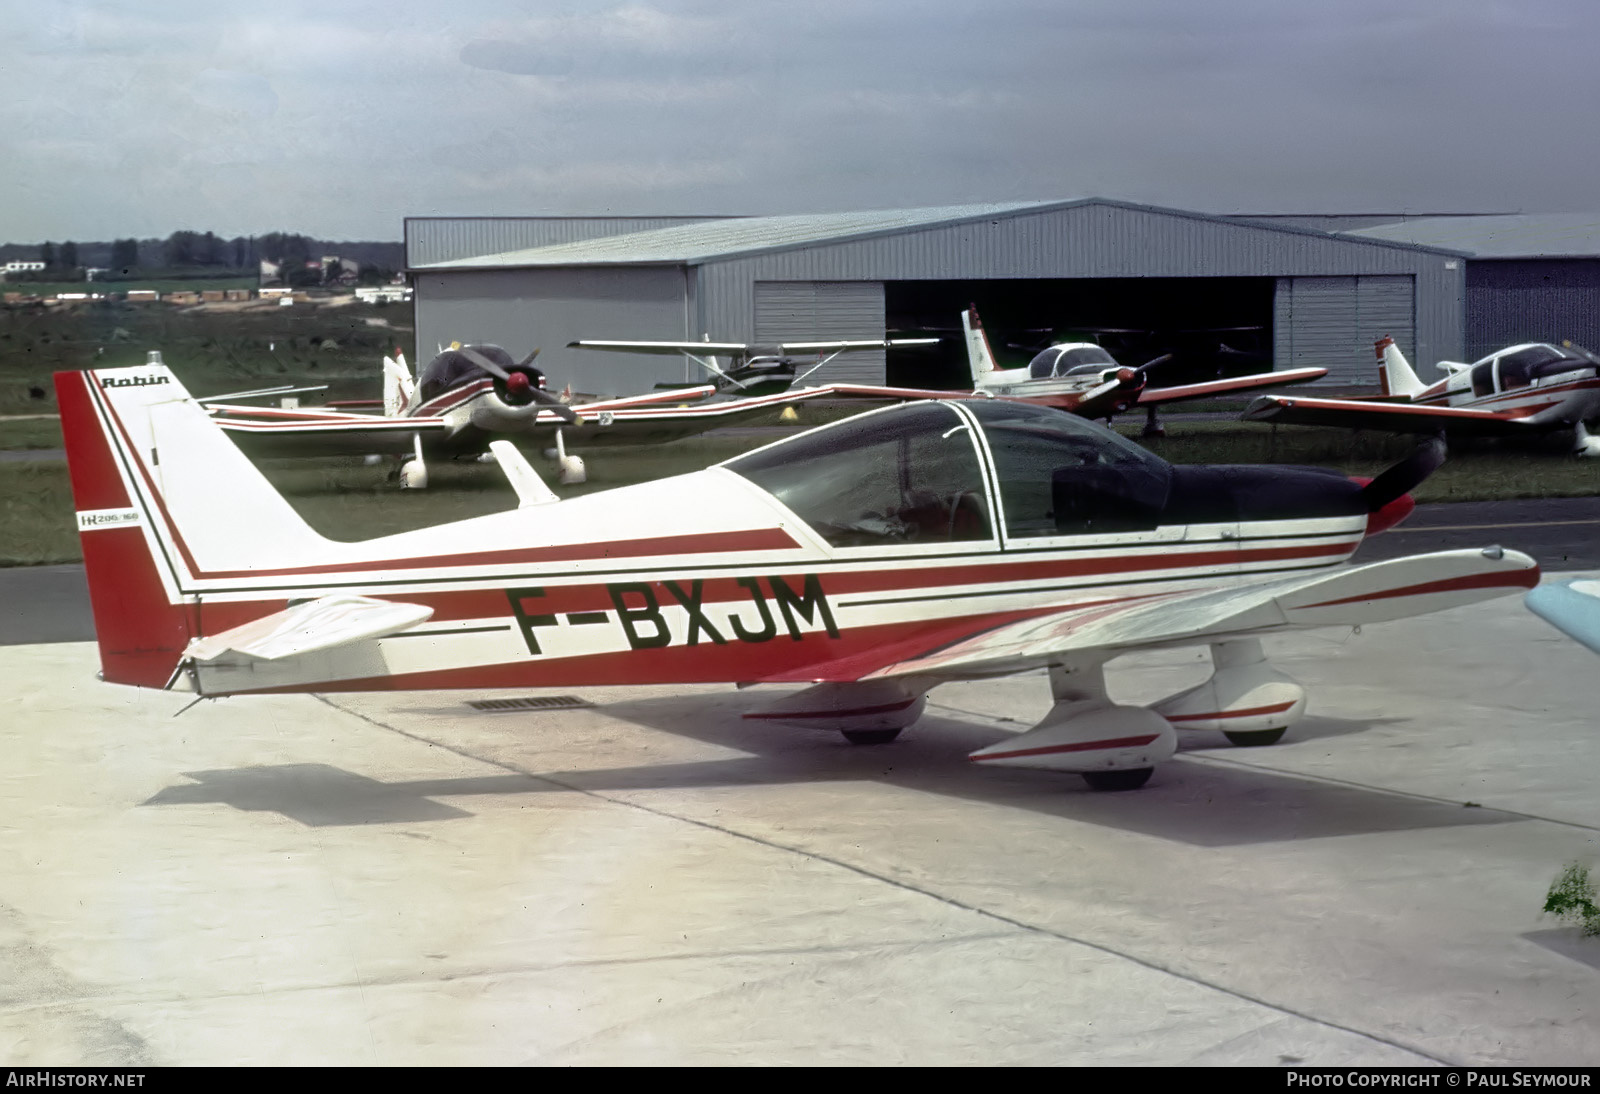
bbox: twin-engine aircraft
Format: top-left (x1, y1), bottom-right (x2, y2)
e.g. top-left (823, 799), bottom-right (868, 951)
top-left (57, 360), bottom-right (1537, 790)
top-left (1244, 338), bottom-right (1600, 455)
top-left (207, 342), bottom-right (902, 487)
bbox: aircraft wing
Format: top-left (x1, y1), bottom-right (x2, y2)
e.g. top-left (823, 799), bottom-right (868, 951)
top-left (766, 548), bottom-right (1536, 684)
top-left (1526, 579), bottom-right (1600, 653)
top-left (569, 339), bottom-right (940, 356)
top-left (569, 340), bottom-right (758, 356)
top-left (212, 406), bottom-right (454, 457)
top-left (813, 382), bottom-right (973, 400)
top-left (517, 386), bottom-right (843, 448)
top-left (1137, 367), bottom-right (1328, 405)
top-left (1242, 393), bottom-right (1536, 435)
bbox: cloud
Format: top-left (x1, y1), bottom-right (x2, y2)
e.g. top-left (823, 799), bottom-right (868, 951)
top-left (189, 69), bottom-right (279, 119)
top-left (4, 0), bottom-right (1600, 240)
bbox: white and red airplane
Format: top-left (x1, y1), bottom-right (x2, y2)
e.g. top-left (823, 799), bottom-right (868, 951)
top-left (56, 360), bottom-right (1538, 790)
top-left (206, 343), bottom-right (899, 488)
top-left (1244, 337), bottom-right (1600, 455)
top-left (958, 306), bottom-right (1330, 431)
top-left (578, 309), bottom-right (1330, 434)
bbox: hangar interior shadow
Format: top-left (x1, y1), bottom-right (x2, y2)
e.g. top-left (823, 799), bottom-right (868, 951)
top-left (140, 691), bottom-right (1520, 846)
top-left (884, 277), bottom-right (1275, 390)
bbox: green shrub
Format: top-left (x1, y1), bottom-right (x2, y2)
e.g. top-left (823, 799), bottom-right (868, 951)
top-left (1543, 863), bottom-right (1600, 936)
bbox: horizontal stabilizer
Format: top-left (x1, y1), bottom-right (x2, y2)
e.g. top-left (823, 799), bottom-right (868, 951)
top-left (184, 594), bottom-right (433, 662)
top-left (489, 440), bottom-right (560, 507)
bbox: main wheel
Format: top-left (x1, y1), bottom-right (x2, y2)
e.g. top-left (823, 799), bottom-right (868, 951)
top-left (1081, 767), bottom-right (1153, 791)
top-left (1224, 727), bottom-right (1286, 747)
top-left (841, 728), bottom-right (902, 746)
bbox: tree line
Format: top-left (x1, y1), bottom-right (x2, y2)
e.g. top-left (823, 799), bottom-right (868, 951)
top-left (10, 232), bottom-right (401, 284)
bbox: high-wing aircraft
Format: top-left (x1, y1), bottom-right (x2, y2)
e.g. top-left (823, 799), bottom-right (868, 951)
top-left (958, 307), bottom-right (1329, 433)
top-left (205, 343), bottom-right (862, 488)
top-left (1526, 579), bottom-right (1600, 653)
top-left (56, 360), bottom-right (1538, 791)
top-left (567, 336), bottom-right (942, 396)
top-left (1243, 337), bottom-right (1600, 455)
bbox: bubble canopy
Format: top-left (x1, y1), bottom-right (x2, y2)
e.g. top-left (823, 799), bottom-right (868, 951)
top-left (723, 400), bottom-right (1174, 546)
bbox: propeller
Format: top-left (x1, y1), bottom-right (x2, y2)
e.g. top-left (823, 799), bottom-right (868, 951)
top-left (1361, 436), bottom-right (1446, 513)
top-left (457, 345), bottom-right (579, 425)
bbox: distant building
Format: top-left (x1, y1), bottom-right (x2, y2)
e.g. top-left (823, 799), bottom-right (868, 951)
top-left (167, 291), bottom-right (200, 305)
top-left (258, 287), bottom-right (293, 299)
top-left (124, 290), bottom-right (159, 303)
top-left (3, 261), bottom-right (45, 274)
top-left (84, 267), bottom-right (110, 281)
top-left (225, 289), bottom-right (250, 301)
top-left (200, 290), bottom-right (226, 302)
top-left (355, 286), bottom-right (412, 304)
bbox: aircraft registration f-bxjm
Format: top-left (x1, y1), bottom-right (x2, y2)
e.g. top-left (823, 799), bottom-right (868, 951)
top-left (1243, 337), bottom-right (1600, 455)
top-left (57, 362), bottom-right (1538, 791)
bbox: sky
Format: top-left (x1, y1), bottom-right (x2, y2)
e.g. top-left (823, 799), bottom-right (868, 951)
top-left (3, 0), bottom-right (1597, 243)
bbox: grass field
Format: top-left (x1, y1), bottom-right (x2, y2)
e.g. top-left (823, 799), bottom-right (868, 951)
top-left (3, 277), bottom-right (259, 298)
top-left (0, 295), bottom-right (412, 414)
top-left (4, 422), bottom-right (1596, 566)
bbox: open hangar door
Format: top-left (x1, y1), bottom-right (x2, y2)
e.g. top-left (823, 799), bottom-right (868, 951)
top-left (883, 278), bottom-right (1276, 390)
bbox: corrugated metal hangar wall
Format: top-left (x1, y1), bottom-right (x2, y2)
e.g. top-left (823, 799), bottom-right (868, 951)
top-left (408, 201), bottom-right (1464, 397)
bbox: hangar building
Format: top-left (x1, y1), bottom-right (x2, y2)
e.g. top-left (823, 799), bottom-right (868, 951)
top-left (1247, 213), bottom-right (1600, 365)
top-left (405, 200), bottom-right (1468, 398)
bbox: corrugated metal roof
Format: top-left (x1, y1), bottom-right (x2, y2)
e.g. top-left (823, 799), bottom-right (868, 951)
top-left (411, 200), bottom-right (1070, 268)
top-left (1349, 214), bottom-right (1600, 258)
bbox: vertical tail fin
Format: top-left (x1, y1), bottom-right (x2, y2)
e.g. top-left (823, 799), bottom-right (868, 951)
top-left (960, 305), bottom-right (998, 385)
top-left (1375, 336), bottom-right (1424, 398)
top-left (54, 356), bottom-right (332, 688)
top-left (382, 350), bottom-right (415, 416)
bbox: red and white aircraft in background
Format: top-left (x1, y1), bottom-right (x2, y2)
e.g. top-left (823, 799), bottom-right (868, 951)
top-left (206, 342), bottom-right (919, 488)
top-left (958, 307), bottom-right (1329, 432)
top-left (1244, 337), bottom-right (1600, 455)
top-left (59, 360), bottom-right (1538, 790)
top-left (580, 309), bottom-right (1330, 436)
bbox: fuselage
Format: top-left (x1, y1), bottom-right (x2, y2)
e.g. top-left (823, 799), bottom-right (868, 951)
top-left (78, 379), bottom-right (1374, 696)
top-left (975, 343), bottom-right (1141, 412)
top-left (1410, 342), bottom-right (1600, 425)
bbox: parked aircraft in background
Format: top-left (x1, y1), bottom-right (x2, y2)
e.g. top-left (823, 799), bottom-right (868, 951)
top-left (1244, 337), bottom-right (1600, 456)
top-left (207, 344), bottom-right (872, 488)
top-left (1527, 579), bottom-right (1600, 653)
top-left (56, 361), bottom-right (1537, 791)
top-left (958, 307), bottom-right (1328, 434)
top-left (576, 309), bottom-right (1326, 436)
top-left (567, 335), bottom-right (941, 395)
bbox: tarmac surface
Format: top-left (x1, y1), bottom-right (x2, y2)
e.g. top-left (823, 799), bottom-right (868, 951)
top-left (2, 535), bottom-right (1599, 1062)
